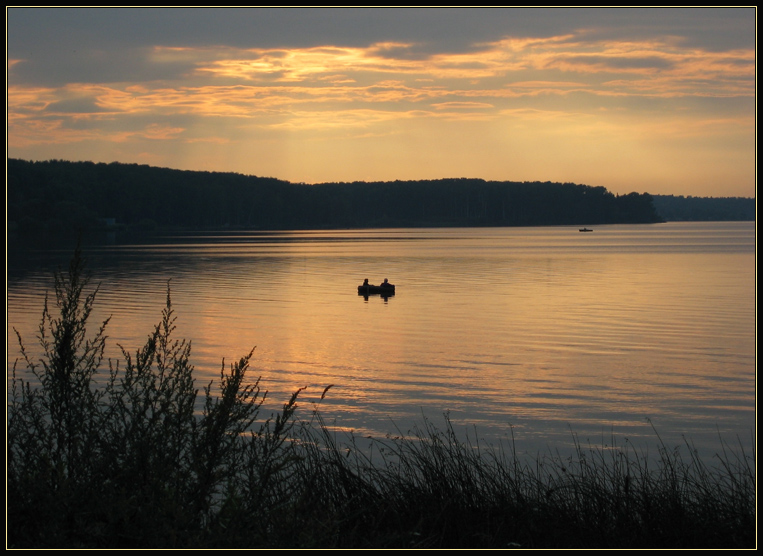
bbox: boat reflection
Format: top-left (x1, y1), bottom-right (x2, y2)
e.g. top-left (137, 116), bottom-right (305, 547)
top-left (358, 288), bottom-right (395, 302)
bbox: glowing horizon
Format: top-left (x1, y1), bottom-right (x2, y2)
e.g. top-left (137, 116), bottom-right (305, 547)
top-left (6, 8), bottom-right (756, 197)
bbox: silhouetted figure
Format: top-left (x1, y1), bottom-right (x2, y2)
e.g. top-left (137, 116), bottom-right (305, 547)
top-left (358, 278), bottom-right (394, 297)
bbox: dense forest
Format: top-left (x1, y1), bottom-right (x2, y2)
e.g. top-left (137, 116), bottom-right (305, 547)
top-left (651, 195), bottom-right (755, 221)
top-left (8, 159), bottom-right (670, 240)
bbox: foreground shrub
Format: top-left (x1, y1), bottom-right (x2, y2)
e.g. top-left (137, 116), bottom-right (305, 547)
top-left (8, 248), bottom-right (755, 548)
top-left (8, 247), bottom-right (302, 548)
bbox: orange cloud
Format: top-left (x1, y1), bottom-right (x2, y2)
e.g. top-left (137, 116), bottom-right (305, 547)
top-left (431, 101), bottom-right (494, 110)
top-left (7, 30), bottom-right (754, 196)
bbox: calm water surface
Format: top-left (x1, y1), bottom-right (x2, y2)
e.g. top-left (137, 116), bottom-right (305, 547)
top-left (7, 222), bottom-right (756, 458)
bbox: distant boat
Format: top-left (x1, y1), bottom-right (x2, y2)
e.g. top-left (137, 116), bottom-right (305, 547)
top-left (579, 228), bottom-right (593, 232)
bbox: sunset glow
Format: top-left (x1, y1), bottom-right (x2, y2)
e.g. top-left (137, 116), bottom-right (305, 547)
top-left (7, 7), bottom-right (755, 196)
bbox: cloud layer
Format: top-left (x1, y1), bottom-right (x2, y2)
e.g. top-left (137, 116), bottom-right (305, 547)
top-left (7, 8), bottom-right (756, 196)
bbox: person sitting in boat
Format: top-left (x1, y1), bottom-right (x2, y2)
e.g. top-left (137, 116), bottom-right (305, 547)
top-left (363, 278), bottom-right (369, 286)
top-left (380, 278), bottom-right (391, 288)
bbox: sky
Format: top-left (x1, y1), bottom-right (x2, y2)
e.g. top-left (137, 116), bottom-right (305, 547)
top-left (6, 7), bottom-right (757, 197)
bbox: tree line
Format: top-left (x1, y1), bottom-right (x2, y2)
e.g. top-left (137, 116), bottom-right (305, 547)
top-left (651, 195), bottom-right (755, 222)
top-left (8, 158), bottom-right (666, 239)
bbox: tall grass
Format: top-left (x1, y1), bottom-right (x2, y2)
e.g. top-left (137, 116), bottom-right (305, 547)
top-left (7, 248), bottom-right (755, 548)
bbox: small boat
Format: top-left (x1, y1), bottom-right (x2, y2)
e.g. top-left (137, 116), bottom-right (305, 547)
top-left (579, 228), bottom-right (593, 232)
top-left (358, 283), bottom-right (395, 295)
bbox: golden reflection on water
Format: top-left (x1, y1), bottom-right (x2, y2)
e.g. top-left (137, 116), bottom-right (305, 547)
top-left (7, 223), bottom-right (755, 456)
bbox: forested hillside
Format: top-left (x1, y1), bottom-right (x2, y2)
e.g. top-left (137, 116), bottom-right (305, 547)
top-left (8, 159), bottom-right (664, 238)
top-left (651, 195), bottom-right (755, 221)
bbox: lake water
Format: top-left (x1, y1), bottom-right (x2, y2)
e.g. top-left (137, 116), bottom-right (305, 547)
top-left (7, 222), bottom-right (756, 460)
